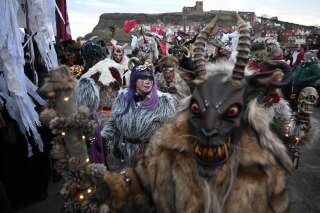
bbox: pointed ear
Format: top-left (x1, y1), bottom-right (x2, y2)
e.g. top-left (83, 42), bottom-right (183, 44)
top-left (247, 61), bottom-right (292, 88)
top-left (247, 69), bottom-right (284, 87)
top-left (110, 39), bottom-right (117, 48)
top-left (122, 43), bottom-right (128, 49)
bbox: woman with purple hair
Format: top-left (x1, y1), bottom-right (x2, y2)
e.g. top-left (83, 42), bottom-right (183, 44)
top-left (101, 63), bottom-right (175, 168)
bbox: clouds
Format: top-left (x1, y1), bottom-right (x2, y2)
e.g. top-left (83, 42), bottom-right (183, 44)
top-left (67, 0), bottom-right (320, 38)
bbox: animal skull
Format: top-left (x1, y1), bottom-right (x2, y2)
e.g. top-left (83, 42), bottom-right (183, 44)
top-left (298, 87), bottom-right (319, 114)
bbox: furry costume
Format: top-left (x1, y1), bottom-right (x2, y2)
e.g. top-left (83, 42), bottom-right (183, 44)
top-left (110, 39), bottom-right (129, 73)
top-left (74, 58), bottom-right (127, 164)
top-left (98, 84), bottom-right (292, 213)
top-left (155, 71), bottom-right (190, 106)
top-left (101, 88), bottom-right (175, 166)
top-left (75, 58), bottom-right (127, 114)
top-left (156, 73), bottom-right (190, 105)
top-left (134, 35), bottom-right (159, 63)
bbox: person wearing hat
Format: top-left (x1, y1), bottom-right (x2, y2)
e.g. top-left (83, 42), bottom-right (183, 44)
top-left (292, 51), bottom-right (320, 101)
top-left (101, 61), bottom-right (175, 168)
top-left (156, 56), bottom-right (191, 106)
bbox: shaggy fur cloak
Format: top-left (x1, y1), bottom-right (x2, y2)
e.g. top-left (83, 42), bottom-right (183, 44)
top-left (100, 104), bottom-right (291, 213)
top-left (101, 89), bottom-right (175, 165)
top-left (155, 71), bottom-right (191, 106)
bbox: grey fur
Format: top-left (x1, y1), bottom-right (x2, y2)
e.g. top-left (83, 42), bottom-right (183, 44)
top-left (101, 89), bottom-right (175, 163)
top-left (268, 98), bottom-right (293, 136)
top-left (74, 78), bottom-right (100, 113)
top-left (247, 98), bottom-right (293, 172)
top-left (155, 70), bottom-right (191, 106)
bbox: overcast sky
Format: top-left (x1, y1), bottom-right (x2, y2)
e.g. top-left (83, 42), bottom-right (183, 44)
top-left (67, 0), bottom-right (320, 38)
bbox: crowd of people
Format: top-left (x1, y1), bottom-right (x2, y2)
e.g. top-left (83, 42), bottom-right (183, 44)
top-left (1, 10), bottom-right (320, 213)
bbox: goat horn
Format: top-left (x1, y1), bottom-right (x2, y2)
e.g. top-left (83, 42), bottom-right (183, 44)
top-left (192, 15), bottom-right (219, 84)
top-left (127, 57), bottom-right (141, 71)
top-left (232, 14), bottom-right (251, 80)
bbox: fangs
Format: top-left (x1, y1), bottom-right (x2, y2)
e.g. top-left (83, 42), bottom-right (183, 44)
top-left (192, 137), bottom-right (231, 161)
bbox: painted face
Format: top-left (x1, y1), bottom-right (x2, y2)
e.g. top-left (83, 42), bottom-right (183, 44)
top-left (163, 67), bottom-right (175, 83)
top-left (135, 75), bottom-right (154, 95)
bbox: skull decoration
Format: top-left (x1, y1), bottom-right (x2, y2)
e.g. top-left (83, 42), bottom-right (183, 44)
top-left (298, 87), bottom-right (319, 114)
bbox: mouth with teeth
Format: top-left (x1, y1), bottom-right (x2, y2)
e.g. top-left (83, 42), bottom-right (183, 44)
top-left (192, 137), bottom-right (232, 176)
top-left (299, 102), bottom-right (315, 114)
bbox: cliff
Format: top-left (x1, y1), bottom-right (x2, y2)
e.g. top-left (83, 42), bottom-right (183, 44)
top-left (85, 12), bottom-right (216, 42)
top-left (85, 12), bottom-right (318, 45)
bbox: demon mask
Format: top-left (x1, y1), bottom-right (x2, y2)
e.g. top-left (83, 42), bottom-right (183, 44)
top-left (112, 43), bottom-right (128, 63)
top-left (181, 13), bottom-right (291, 177)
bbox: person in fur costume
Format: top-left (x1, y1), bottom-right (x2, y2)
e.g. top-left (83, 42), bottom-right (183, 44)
top-left (101, 62), bottom-right (175, 167)
top-left (75, 58), bottom-right (127, 117)
top-left (155, 56), bottom-right (191, 106)
top-left (74, 59), bottom-right (127, 165)
top-left (89, 13), bottom-right (319, 213)
top-left (132, 27), bottom-right (159, 64)
top-left (248, 41), bottom-right (318, 168)
top-left (110, 39), bottom-right (129, 70)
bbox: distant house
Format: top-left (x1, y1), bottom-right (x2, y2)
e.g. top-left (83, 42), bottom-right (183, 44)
top-left (238, 12), bottom-right (256, 24)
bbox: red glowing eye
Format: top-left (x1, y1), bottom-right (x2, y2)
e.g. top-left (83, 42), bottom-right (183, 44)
top-left (191, 100), bottom-right (201, 114)
top-left (225, 104), bottom-right (240, 118)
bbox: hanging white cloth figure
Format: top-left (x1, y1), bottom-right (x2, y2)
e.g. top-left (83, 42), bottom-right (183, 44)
top-left (27, 0), bottom-right (59, 70)
top-left (0, 0), bottom-right (46, 156)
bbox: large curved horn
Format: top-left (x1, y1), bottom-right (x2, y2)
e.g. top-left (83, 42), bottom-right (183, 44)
top-left (180, 15), bottom-right (219, 85)
top-left (191, 15), bottom-right (219, 84)
top-left (127, 57), bottom-right (141, 71)
top-left (232, 14), bottom-right (251, 80)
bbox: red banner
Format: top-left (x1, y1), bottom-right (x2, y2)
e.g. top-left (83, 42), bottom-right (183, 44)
top-left (123, 20), bottom-right (139, 33)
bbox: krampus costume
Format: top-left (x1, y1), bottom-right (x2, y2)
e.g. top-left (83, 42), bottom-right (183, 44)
top-left (110, 40), bottom-right (129, 71)
top-left (101, 62), bottom-right (175, 167)
top-left (155, 56), bottom-right (190, 106)
top-left (132, 28), bottom-right (159, 63)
